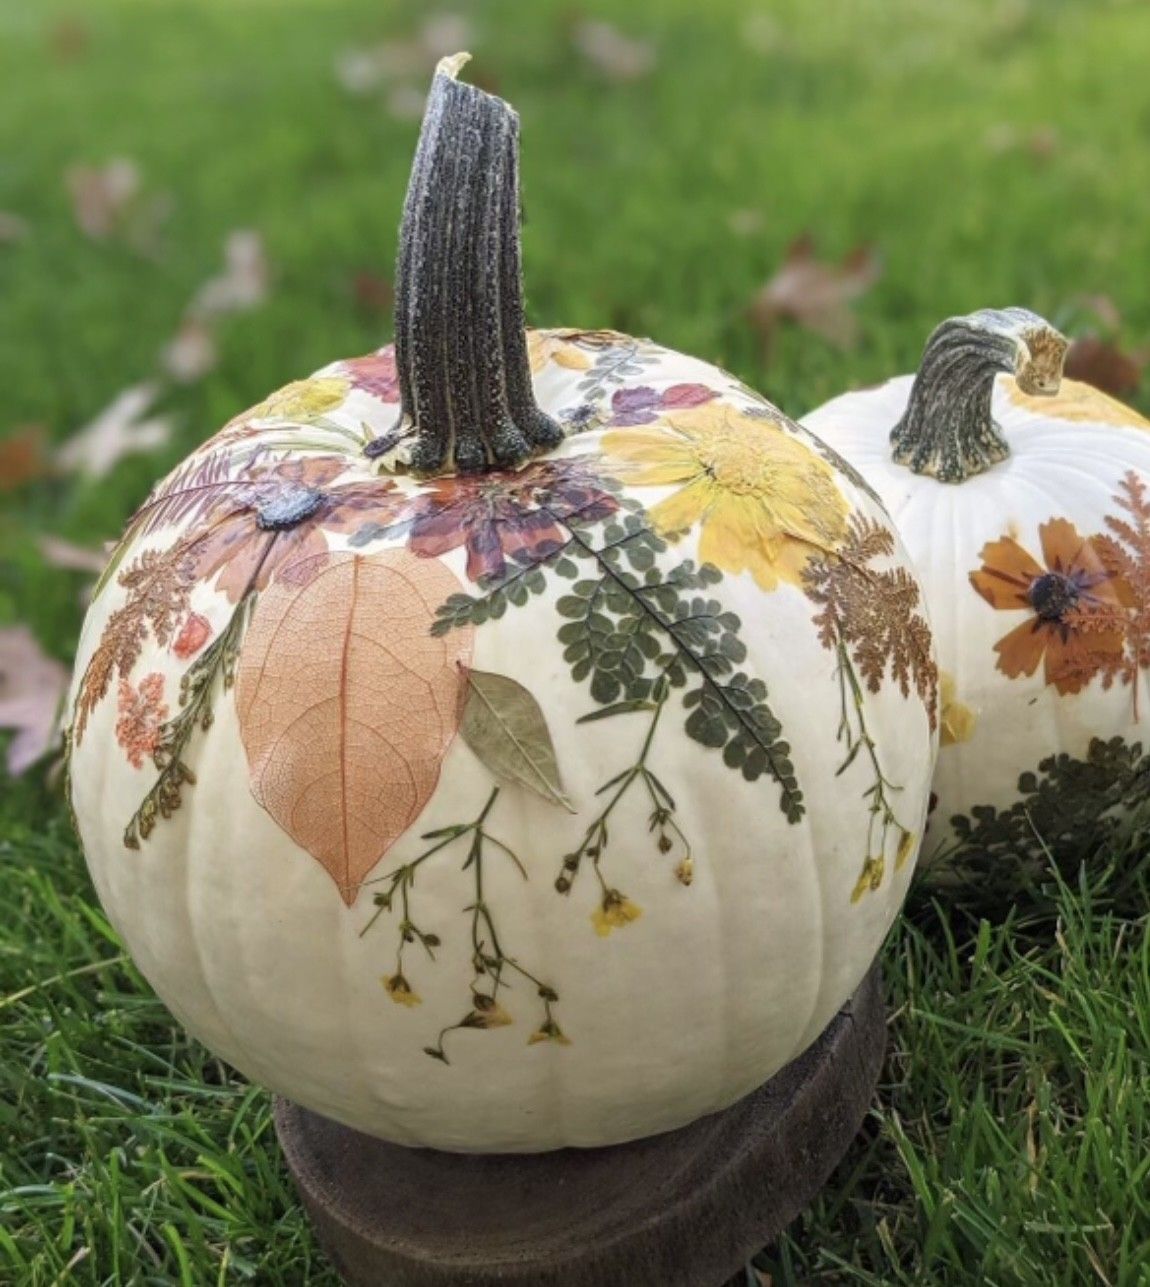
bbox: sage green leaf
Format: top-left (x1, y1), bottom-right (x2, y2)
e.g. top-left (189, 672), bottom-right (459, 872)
top-left (461, 671), bottom-right (574, 811)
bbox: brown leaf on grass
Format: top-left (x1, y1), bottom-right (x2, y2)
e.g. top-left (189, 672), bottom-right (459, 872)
top-left (160, 317), bottom-right (218, 383)
top-left (235, 549), bottom-right (474, 906)
top-left (0, 626), bottom-right (68, 775)
top-left (749, 233), bottom-right (882, 357)
top-left (48, 15), bottom-right (90, 62)
top-left (727, 208), bottom-right (764, 238)
top-left (55, 383), bottom-right (175, 479)
top-left (65, 159), bottom-right (171, 253)
top-left (572, 20), bottom-right (656, 82)
top-left (1064, 336), bottom-right (1143, 398)
top-left (0, 426), bottom-right (50, 491)
top-left (335, 14), bottom-right (473, 95)
top-left (984, 122), bottom-right (1059, 161)
top-left (189, 230), bottom-right (269, 319)
top-left (38, 535), bottom-right (108, 575)
top-left (0, 211), bottom-right (29, 244)
top-left (351, 270), bottom-right (394, 316)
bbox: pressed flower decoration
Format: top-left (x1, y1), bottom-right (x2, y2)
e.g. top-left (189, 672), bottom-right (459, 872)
top-left (803, 306), bottom-right (1150, 883)
top-left (603, 403), bottom-right (849, 590)
top-left (970, 518), bottom-right (1127, 695)
top-left (64, 55), bottom-right (936, 1150)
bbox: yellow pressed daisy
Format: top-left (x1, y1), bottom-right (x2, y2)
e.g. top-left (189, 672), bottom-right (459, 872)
top-left (592, 889), bottom-right (643, 936)
top-left (603, 403), bottom-right (850, 590)
top-left (939, 671), bottom-right (977, 746)
top-left (382, 973), bottom-right (421, 1008)
top-left (250, 376), bottom-right (351, 422)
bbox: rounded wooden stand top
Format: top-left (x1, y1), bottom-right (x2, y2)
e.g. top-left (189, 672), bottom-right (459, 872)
top-left (275, 961), bottom-right (885, 1287)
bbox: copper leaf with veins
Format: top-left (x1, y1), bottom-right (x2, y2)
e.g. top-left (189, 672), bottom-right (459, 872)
top-left (235, 549), bottom-right (473, 905)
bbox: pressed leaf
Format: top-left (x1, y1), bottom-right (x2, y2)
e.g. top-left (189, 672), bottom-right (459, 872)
top-left (236, 549), bottom-right (473, 905)
top-left (461, 670), bottom-right (573, 811)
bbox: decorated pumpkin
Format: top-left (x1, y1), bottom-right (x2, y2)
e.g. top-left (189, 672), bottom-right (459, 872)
top-left (803, 308), bottom-right (1150, 885)
top-left (65, 57), bottom-right (937, 1152)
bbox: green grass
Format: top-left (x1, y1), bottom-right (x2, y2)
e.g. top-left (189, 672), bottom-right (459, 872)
top-left (2, 0), bottom-right (1150, 1282)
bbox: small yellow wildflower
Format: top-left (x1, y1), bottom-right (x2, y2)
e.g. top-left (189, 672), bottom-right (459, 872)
top-left (850, 855), bottom-right (885, 904)
top-left (382, 972), bottom-right (421, 1008)
top-left (465, 996), bottom-right (513, 1029)
top-left (895, 829), bottom-right (916, 872)
top-left (939, 671), bottom-right (977, 746)
top-left (592, 889), bottom-right (643, 936)
top-left (675, 856), bottom-right (694, 886)
top-left (528, 1020), bottom-right (572, 1047)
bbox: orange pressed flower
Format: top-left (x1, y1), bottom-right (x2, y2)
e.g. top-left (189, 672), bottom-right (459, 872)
top-left (115, 672), bottom-right (168, 769)
top-left (970, 518), bottom-right (1128, 695)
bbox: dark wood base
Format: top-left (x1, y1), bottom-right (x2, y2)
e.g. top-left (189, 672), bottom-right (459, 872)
top-left (275, 962), bottom-right (884, 1287)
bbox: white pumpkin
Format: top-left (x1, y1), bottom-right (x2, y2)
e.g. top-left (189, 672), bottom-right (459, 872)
top-left (65, 58), bottom-right (937, 1152)
top-left (803, 308), bottom-right (1150, 883)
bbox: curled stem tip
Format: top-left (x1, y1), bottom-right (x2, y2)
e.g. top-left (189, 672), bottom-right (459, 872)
top-left (890, 307), bottom-right (1067, 483)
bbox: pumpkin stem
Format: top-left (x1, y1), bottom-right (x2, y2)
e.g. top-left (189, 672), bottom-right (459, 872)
top-left (890, 308), bottom-right (1067, 483)
top-left (370, 53), bottom-right (562, 476)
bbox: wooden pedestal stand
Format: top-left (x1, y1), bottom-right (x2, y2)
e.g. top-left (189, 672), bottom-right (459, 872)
top-left (275, 961), bottom-right (884, 1287)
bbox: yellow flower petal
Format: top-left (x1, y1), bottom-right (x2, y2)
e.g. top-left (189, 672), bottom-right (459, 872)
top-left (592, 891), bottom-right (643, 936)
top-left (604, 403), bottom-right (849, 590)
top-left (939, 671), bottom-right (977, 746)
top-left (850, 856), bottom-right (885, 904)
top-left (1005, 376), bottom-right (1150, 429)
top-left (256, 377), bottom-right (350, 422)
top-left (382, 973), bottom-right (421, 1008)
top-left (646, 474), bottom-right (715, 536)
top-left (601, 425), bottom-right (701, 487)
top-left (895, 829), bottom-right (916, 872)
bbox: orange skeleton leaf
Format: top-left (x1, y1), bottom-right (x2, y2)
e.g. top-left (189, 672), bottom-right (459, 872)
top-left (235, 549), bottom-right (474, 905)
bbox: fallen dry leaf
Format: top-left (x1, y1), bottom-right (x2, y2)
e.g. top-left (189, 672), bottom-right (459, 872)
top-left (0, 626), bottom-right (68, 775)
top-left (1068, 292), bottom-right (1123, 333)
top-left (335, 14), bottom-right (473, 95)
top-left (48, 15), bottom-right (91, 62)
top-left (236, 549), bottom-right (474, 905)
top-left (386, 83), bottom-right (428, 122)
top-left (352, 270), bottom-right (394, 316)
top-left (0, 211), bottom-right (28, 244)
top-left (1063, 335), bottom-right (1143, 398)
top-left (984, 122), bottom-right (1059, 161)
top-left (572, 20), bottom-right (655, 82)
top-left (55, 382), bottom-right (175, 479)
top-left (38, 535), bottom-right (109, 574)
top-left (0, 425), bottom-right (50, 491)
top-left (66, 158), bottom-right (139, 239)
top-left (749, 233), bottom-right (881, 357)
top-left (727, 208), bottom-right (764, 238)
top-left (160, 316), bottom-right (218, 383)
top-left (65, 158), bottom-right (171, 252)
top-left (189, 230), bottom-right (269, 319)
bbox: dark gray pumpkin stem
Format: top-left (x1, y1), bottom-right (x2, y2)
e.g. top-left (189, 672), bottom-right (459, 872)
top-left (889, 307), bottom-right (1068, 483)
top-left (371, 53), bottom-right (561, 476)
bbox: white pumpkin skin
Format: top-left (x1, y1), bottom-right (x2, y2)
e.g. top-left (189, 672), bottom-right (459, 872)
top-left (803, 322), bottom-right (1150, 873)
top-left (67, 330), bottom-right (938, 1152)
